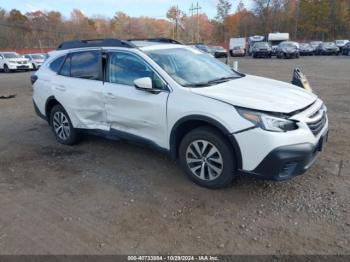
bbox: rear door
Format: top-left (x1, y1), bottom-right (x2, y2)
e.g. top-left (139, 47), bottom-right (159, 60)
top-left (51, 50), bottom-right (108, 130)
top-left (103, 51), bottom-right (169, 148)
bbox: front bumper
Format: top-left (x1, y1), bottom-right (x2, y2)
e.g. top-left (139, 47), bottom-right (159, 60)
top-left (241, 131), bottom-right (328, 180)
top-left (253, 51), bottom-right (271, 56)
top-left (8, 64), bottom-right (32, 70)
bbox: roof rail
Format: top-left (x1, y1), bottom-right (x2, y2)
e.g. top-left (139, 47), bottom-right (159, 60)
top-left (56, 39), bottom-right (136, 50)
top-left (128, 38), bottom-right (183, 45)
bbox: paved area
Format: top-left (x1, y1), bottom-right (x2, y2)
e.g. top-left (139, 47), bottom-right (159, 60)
top-left (0, 56), bottom-right (349, 254)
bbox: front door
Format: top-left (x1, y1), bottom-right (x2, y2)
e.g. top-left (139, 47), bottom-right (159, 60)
top-left (103, 51), bottom-right (169, 149)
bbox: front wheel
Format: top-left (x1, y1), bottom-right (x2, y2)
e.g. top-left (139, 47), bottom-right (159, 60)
top-left (179, 127), bottom-right (236, 189)
top-left (50, 104), bottom-right (78, 145)
top-left (3, 64), bottom-right (10, 73)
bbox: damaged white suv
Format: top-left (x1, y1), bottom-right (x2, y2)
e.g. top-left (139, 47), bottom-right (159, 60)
top-left (32, 39), bottom-right (328, 189)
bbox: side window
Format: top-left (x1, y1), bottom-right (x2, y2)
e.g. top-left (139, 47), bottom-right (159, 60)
top-left (59, 56), bottom-right (71, 77)
top-left (108, 52), bottom-right (166, 90)
top-left (49, 56), bottom-right (65, 73)
top-left (70, 51), bottom-right (100, 80)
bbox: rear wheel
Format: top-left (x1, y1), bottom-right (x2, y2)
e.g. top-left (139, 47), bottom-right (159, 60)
top-left (50, 104), bottom-right (78, 145)
top-left (179, 127), bottom-right (236, 189)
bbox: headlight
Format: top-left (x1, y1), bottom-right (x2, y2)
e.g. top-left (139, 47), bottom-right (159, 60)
top-left (237, 108), bottom-right (298, 132)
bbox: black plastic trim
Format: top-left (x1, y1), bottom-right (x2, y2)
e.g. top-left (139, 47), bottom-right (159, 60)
top-left (80, 128), bottom-right (170, 156)
top-left (57, 39), bottom-right (136, 50)
top-left (33, 100), bottom-right (47, 121)
top-left (240, 142), bottom-right (324, 181)
top-left (169, 115), bottom-right (243, 169)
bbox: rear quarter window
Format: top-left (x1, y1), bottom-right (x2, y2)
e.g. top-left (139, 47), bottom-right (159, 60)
top-left (49, 56), bottom-right (65, 73)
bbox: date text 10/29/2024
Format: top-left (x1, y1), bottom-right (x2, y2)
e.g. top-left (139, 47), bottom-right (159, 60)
top-left (128, 256), bottom-right (220, 261)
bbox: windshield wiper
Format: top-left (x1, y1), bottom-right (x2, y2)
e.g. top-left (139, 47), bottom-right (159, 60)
top-left (183, 76), bottom-right (239, 88)
top-left (207, 76), bottom-right (238, 84)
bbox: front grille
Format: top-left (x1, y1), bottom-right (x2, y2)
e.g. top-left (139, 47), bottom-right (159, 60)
top-left (307, 109), bottom-right (327, 136)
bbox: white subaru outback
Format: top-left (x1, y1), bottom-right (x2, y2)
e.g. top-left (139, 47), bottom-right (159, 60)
top-left (32, 39), bottom-right (328, 189)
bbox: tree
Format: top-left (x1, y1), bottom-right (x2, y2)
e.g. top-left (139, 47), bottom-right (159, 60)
top-left (215, 0), bottom-right (232, 41)
top-left (166, 6), bottom-right (185, 40)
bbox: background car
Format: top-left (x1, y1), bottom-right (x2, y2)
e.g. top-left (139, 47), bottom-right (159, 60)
top-left (230, 46), bottom-right (246, 57)
top-left (0, 52), bottom-right (33, 72)
top-left (190, 43), bottom-right (212, 55)
top-left (251, 42), bottom-right (272, 58)
top-left (335, 39), bottom-right (349, 53)
top-left (342, 41), bottom-right (350, 56)
top-left (23, 53), bottom-right (46, 70)
top-left (310, 41), bottom-right (323, 52)
top-left (276, 41), bottom-right (300, 59)
top-left (299, 43), bottom-right (314, 56)
top-left (209, 45), bottom-right (227, 58)
top-left (315, 42), bottom-right (340, 55)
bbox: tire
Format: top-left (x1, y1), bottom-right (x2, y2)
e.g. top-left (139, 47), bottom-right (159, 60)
top-left (179, 127), bottom-right (236, 189)
top-left (49, 104), bottom-right (78, 145)
top-left (3, 64), bottom-right (10, 73)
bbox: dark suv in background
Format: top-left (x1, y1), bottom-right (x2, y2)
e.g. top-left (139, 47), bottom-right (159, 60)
top-left (276, 42), bottom-right (300, 59)
top-left (251, 42), bottom-right (272, 58)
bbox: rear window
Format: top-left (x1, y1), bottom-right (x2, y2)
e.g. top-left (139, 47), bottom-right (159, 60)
top-left (49, 56), bottom-right (65, 73)
top-left (70, 51), bottom-right (100, 80)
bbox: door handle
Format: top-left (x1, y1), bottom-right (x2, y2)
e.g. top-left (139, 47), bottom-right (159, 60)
top-left (106, 92), bottom-right (116, 99)
top-left (55, 85), bottom-right (66, 92)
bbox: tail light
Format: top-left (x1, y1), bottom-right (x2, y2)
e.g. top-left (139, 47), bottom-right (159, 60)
top-left (30, 74), bottom-right (38, 85)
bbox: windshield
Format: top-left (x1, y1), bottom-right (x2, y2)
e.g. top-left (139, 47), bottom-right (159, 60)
top-left (280, 43), bottom-right (296, 48)
top-left (31, 54), bottom-right (44, 59)
top-left (3, 53), bottom-right (20, 59)
top-left (324, 42), bottom-right (335, 46)
top-left (146, 47), bottom-right (242, 87)
top-left (196, 44), bottom-right (211, 53)
top-left (311, 41), bottom-right (322, 46)
top-left (254, 42), bottom-right (269, 48)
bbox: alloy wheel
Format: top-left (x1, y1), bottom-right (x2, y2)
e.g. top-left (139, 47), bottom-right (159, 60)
top-left (185, 140), bottom-right (223, 181)
top-left (52, 111), bottom-right (71, 140)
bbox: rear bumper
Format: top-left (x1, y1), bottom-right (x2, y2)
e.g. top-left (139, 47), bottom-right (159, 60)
top-left (240, 132), bottom-right (328, 180)
top-left (33, 100), bottom-right (47, 121)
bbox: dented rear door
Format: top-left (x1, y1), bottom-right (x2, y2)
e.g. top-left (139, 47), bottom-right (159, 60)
top-left (51, 50), bottom-right (108, 130)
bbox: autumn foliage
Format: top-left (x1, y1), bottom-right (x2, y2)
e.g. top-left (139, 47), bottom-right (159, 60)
top-left (0, 0), bottom-right (349, 49)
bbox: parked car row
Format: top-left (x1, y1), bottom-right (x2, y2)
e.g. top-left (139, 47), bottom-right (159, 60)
top-left (250, 39), bottom-right (350, 59)
top-left (0, 52), bottom-right (47, 72)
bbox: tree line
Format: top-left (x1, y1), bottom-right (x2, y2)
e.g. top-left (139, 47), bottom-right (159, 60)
top-left (0, 0), bottom-right (349, 49)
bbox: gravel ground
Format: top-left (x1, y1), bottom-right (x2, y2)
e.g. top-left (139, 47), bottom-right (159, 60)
top-left (0, 56), bottom-right (349, 255)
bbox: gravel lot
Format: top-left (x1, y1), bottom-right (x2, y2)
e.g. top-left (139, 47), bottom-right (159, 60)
top-left (0, 56), bottom-right (349, 255)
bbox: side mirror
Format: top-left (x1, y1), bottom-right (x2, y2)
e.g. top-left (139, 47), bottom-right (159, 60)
top-left (134, 77), bottom-right (153, 91)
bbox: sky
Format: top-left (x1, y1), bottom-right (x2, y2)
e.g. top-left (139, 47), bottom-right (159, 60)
top-left (0, 0), bottom-right (252, 20)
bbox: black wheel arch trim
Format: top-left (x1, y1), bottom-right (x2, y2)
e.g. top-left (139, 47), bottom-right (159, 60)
top-left (169, 115), bottom-right (242, 170)
top-left (45, 95), bottom-right (60, 123)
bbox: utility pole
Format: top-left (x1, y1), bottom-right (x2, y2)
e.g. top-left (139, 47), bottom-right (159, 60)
top-left (189, 2), bottom-right (201, 43)
top-left (189, 3), bottom-right (194, 43)
top-left (294, 0), bottom-right (300, 40)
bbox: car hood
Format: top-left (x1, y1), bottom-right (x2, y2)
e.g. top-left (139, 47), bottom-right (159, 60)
top-left (190, 75), bottom-right (317, 114)
top-left (33, 59), bottom-right (45, 63)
